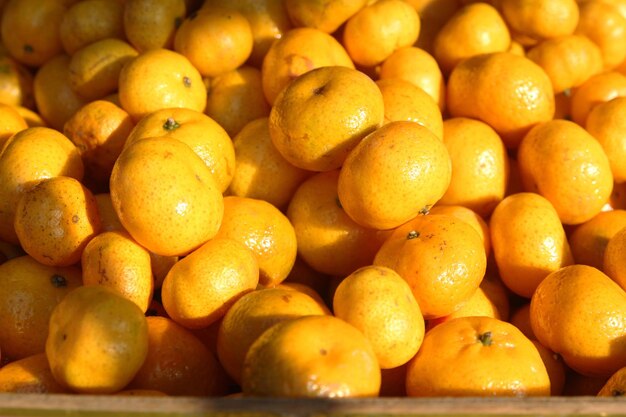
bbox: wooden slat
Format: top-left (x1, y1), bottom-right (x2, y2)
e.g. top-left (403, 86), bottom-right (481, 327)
top-left (0, 394), bottom-right (625, 417)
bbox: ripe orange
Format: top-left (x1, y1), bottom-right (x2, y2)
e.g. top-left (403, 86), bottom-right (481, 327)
top-left (284, 0), bottom-right (367, 34)
top-left (406, 316), bottom-right (551, 397)
top-left (586, 96), bottom-right (626, 183)
top-left (14, 176), bottom-right (101, 267)
top-left (575, 0), bottom-right (626, 70)
top-left (337, 121), bottom-right (451, 230)
top-left (46, 285), bottom-right (150, 394)
top-left (269, 65), bottom-right (383, 172)
top-left (517, 119), bottom-right (613, 225)
top-left (598, 366), bottom-right (626, 396)
top-left (333, 265), bottom-right (425, 369)
top-left (447, 52), bottom-right (555, 149)
top-left (570, 70), bottom-right (626, 126)
top-left (602, 226), bottom-right (626, 291)
top-left (123, 0), bottom-right (186, 52)
top-left (531, 264), bottom-right (626, 377)
top-left (438, 117), bottom-right (509, 218)
top-left (0, 256), bottom-right (82, 361)
top-left (0, 103), bottom-right (27, 150)
top-left (110, 136), bottom-right (224, 257)
top-left (161, 238), bottom-right (259, 329)
top-left (428, 205), bottom-right (491, 256)
top-left (0, 353), bottom-right (69, 393)
top-left (568, 209), bottom-right (626, 269)
top-left (373, 213), bottom-right (486, 319)
top-left (490, 192), bottom-right (574, 298)
top-left (241, 315), bottom-right (380, 397)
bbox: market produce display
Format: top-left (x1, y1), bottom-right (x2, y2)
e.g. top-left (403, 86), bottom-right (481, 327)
top-left (1, 0), bottom-right (626, 400)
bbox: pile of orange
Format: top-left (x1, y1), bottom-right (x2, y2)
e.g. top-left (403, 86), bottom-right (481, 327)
top-left (2, 0), bottom-right (626, 400)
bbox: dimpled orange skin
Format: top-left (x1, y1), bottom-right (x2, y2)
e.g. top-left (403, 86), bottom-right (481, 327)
top-left (373, 213), bottom-right (487, 320)
top-left (161, 238), bottom-right (260, 329)
top-left (585, 97), bottom-right (626, 183)
top-left (530, 264), bottom-right (626, 377)
top-left (568, 209), bottom-right (626, 270)
top-left (118, 48), bottom-right (207, 122)
top-left (241, 315), bottom-right (381, 398)
top-left (260, 27), bottom-right (354, 106)
top-left (0, 127), bottom-right (84, 245)
top-left (14, 176), bottom-right (101, 267)
top-left (109, 136), bottom-right (224, 257)
top-left (490, 192), bottom-right (574, 299)
top-left (428, 205), bottom-right (491, 256)
top-left (287, 170), bottom-right (387, 277)
top-left (570, 71), bottom-right (626, 126)
top-left (337, 121), bottom-right (451, 231)
top-left (269, 66), bottom-right (384, 172)
top-left (0, 256), bottom-right (82, 361)
top-left (216, 287), bottom-right (328, 384)
top-left (603, 226), bottom-right (626, 291)
top-left (406, 316), bottom-right (551, 397)
top-left (446, 52), bottom-right (555, 149)
top-left (284, 0), bottom-right (368, 34)
top-left (123, 0), bottom-right (186, 52)
top-left (598, 366), bottom-right (626, 396)
top-left (0, 353), bottom-right (69, 393)
top-left (517, 119), bottom-right (614, 225)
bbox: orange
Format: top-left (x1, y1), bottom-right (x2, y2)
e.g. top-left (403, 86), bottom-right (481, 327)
top-left (118, 48), bottom-right (206, 122)
top-left (0, 127), bottom-right (84, 245)
top-left (489, 192), bottom-right (574, 298)
top-left (46, 285), bottom-right (149, 394)
top-left (81, 230), bottom-right (153, 313)
top-left (509, 303), bottom-right (537, 340)
top-left (123, 0), bottom-right (186, 52)
top-left (526, 34), bottom-right (603, 94)
top-left (123, 107), bottom-right (235, 193)
top-left (0, 0), bottom-right (66, 67)
top-left (68, 38), bottom-right (138, 101)
top-left (94, 193), bottom-right (125, 233)
top-left (342, 0), bottom-right (420, 68)
top-left (0, 103), bottom-right (27, 150)
top-left (378, 46), bottom-right (446, 111)
top-left (563, 369), bottom-right (610, 396)
top-left (497, 0), bottom-right (579, 46)
top-left (150, 252), bottom-right (178, 291)
top-left (602, 225), bottom-right (626, 291)
top-left (260, 27), bottom-right (354, 105)
top-left (0, 353), bottom-right (69, 393)
top-left (161, 238), bottom-right (259, 329)
top-left (598, 366), bottom-right (626, 396)
top-left (241, 315), bottom-right (380, 397)
top-left (433, 2), bottom-right (511, 76)
top-left (33, 54), bottom-right (89, 131)
top-left (517, 119), bottom-right (613, 225)
top-left (568, 209), bottom-right (626, 269)
top-left (174, 6), bottom-right (253, 77)
top-left (333, 265), bottom-right (425, 369)
top-left (373, 213), bottom-right (487, 319)
top-left (14, 176), bottom-right (101, 267)
top-left (575, 0), bottom-right (626, 70)
top-left (269, 65), bottom-right (383, 172)
top-left (0, 54), bottom-right (35, 109)
top-left (216, 286), bottom-right (328, 384)
top-left (586, 97), bottom-right (626, 183)
top-left (59, 0), bottom-right (125, 55)
top-left (126, 316), bottom-right (229, 396)
top-left (282, 256), bottom-right (331, 301)
top-left (429, 205), bottom-right (491, 256)
top-left (284, 0), bottom-right (367, 33)
top-left (228, 117), bottom-right (311, 210)
top-left (530, 264), bottom-right (626, 377)
top-left (63, 100), bottom-right (134, 191)
top-left (213, 196), bottom-right (297, 287)
top-left (13, 106), bottom-right (46, 128)
top-left (569, 70), bottom-right (626, 126)
top-left (438, 117), bottom-right (509, 219)
top-left (406, 316), bottom-right (551, 397)
top-left (337, 121), bottom-right (451, 230)
top-left (0, 255), bottom-right (82, 361)
top-left (287, 170), bottom-right (387, 277)
top-left (110, 137), bottom-right (224, 257)
top-left (201, 0), bottom-right (293, 68)
top-left (204, 66), bottom-right (271, 138)
top-left (375, 78), bottom-right (443, 140)
top-left (447, 52), bottom-right (555, 149)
